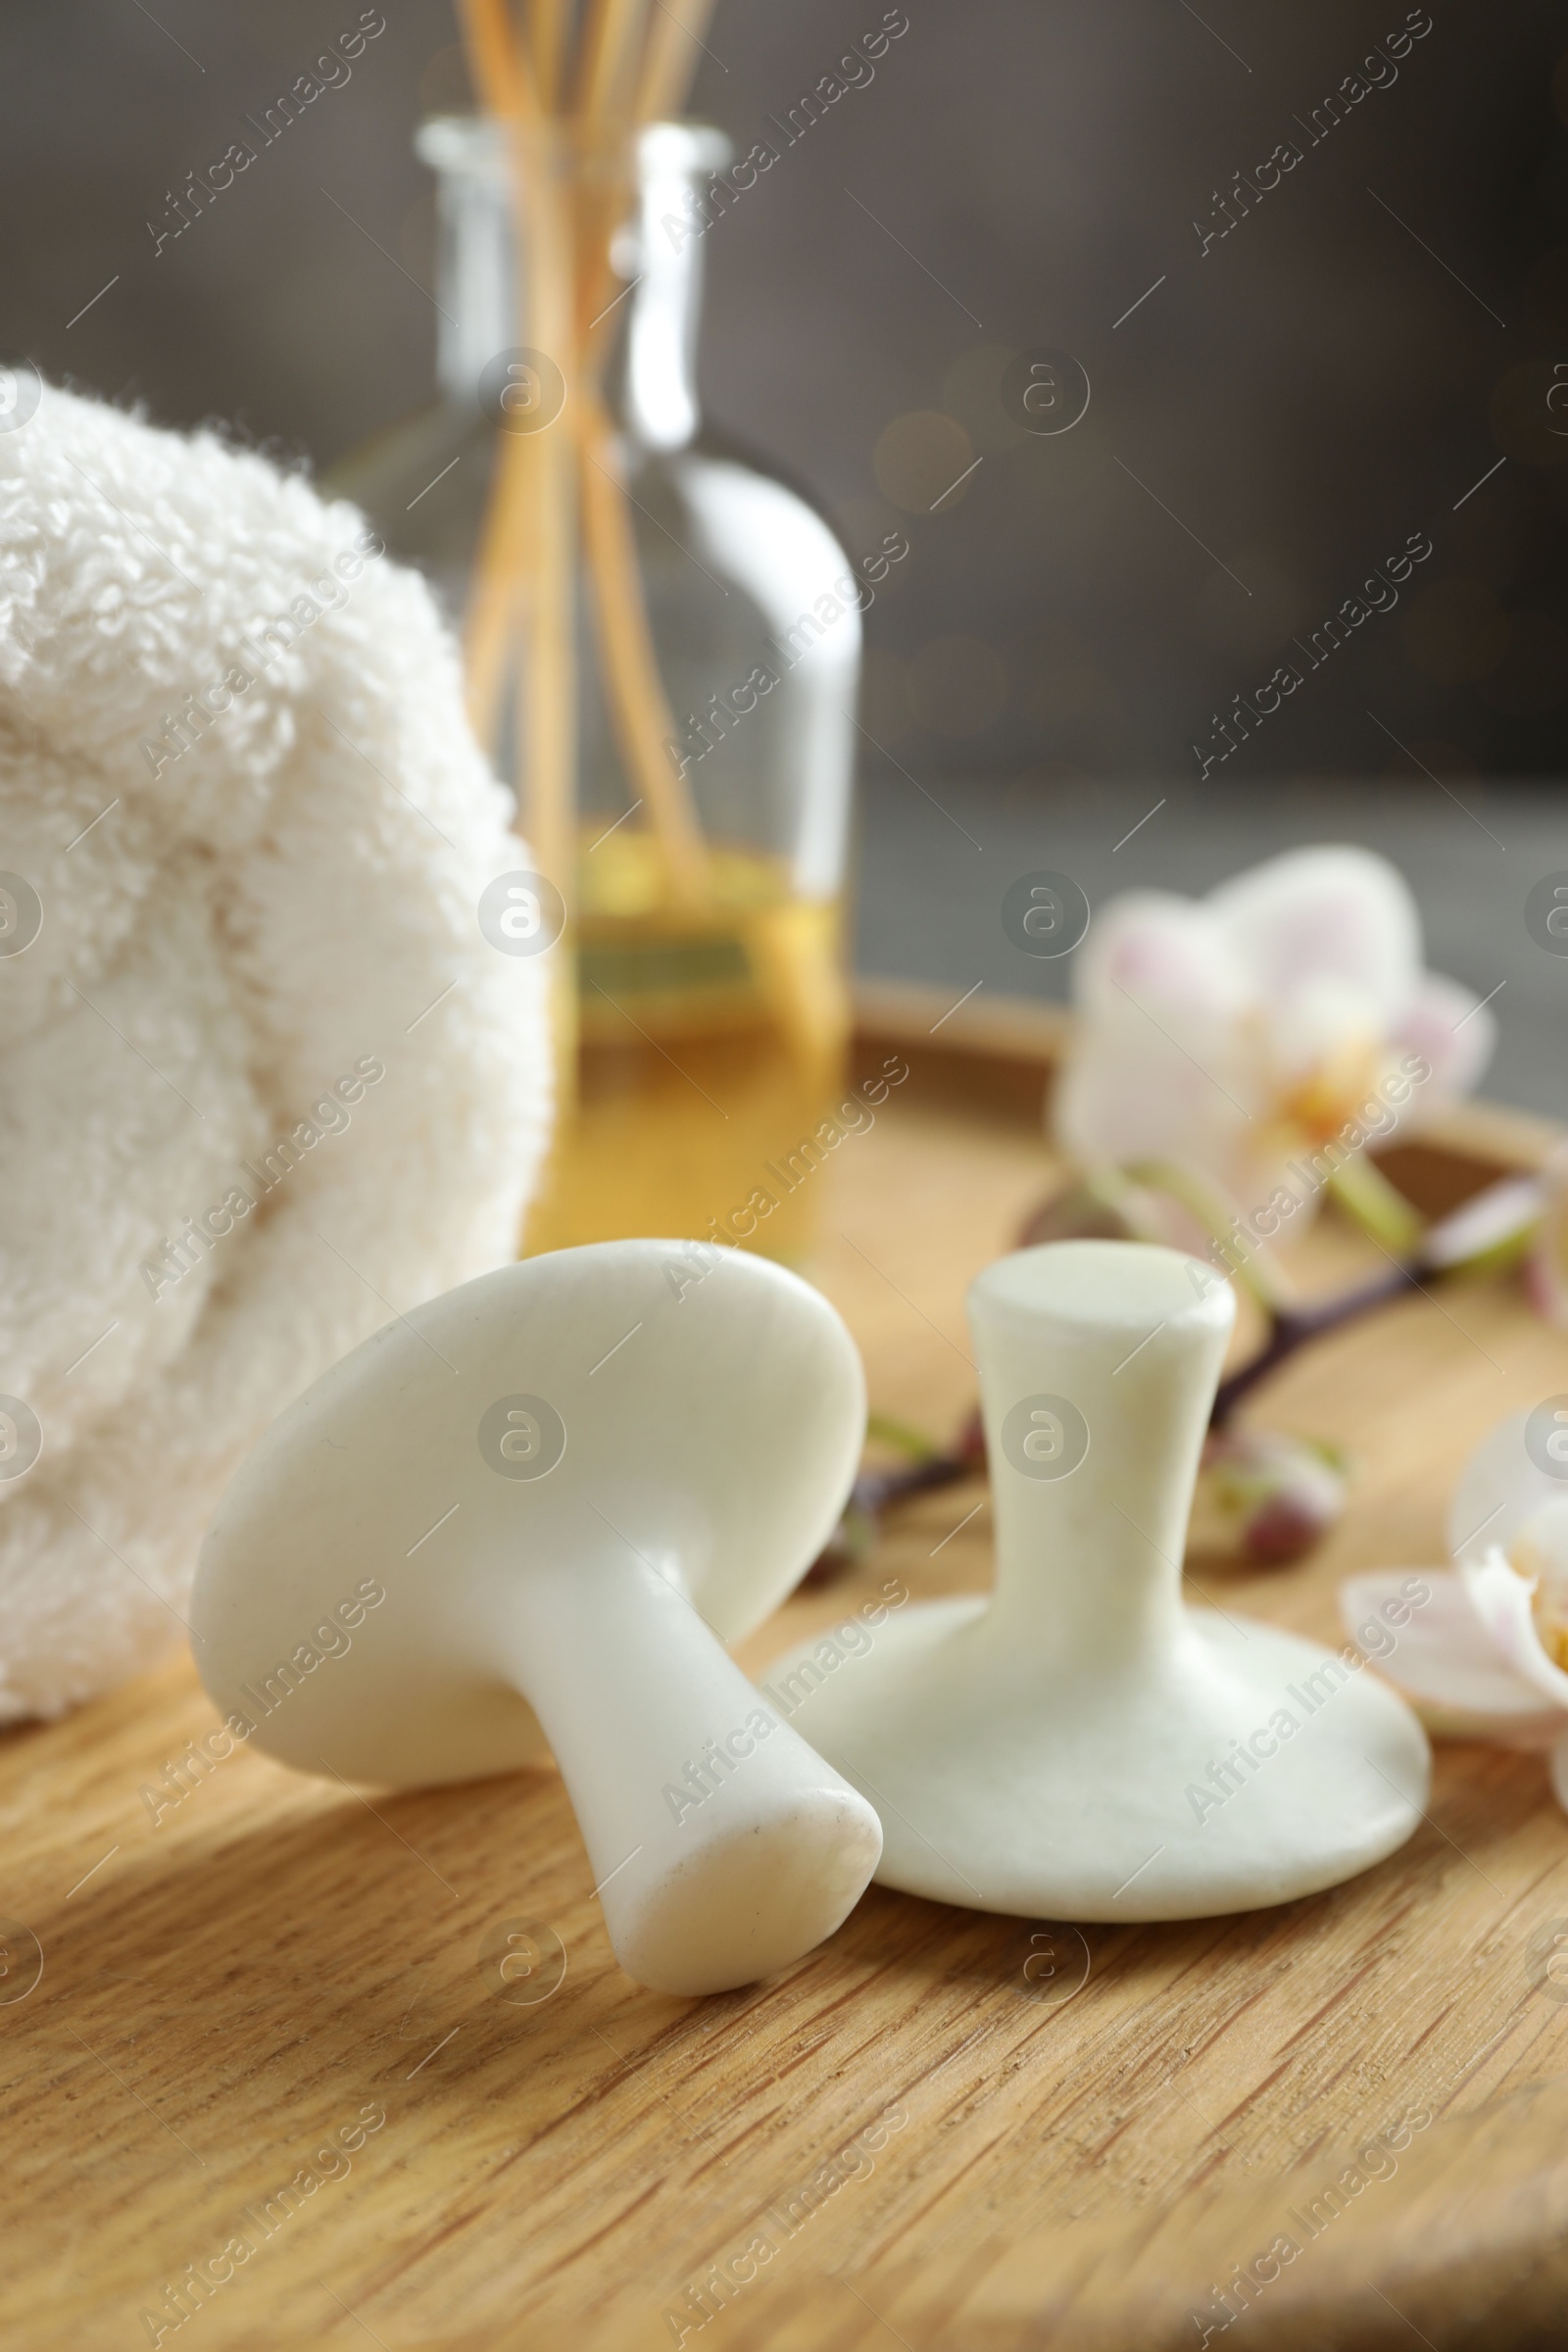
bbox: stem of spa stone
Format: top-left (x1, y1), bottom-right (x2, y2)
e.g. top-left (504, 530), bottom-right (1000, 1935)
top-left (503, 1549), bottom-right (882, 1996)
top-left (969, 1256), bottom-right (1232, 1667)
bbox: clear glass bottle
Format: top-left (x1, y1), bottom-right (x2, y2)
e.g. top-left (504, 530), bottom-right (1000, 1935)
top-left (332, 118), bottom-right (861, 1262)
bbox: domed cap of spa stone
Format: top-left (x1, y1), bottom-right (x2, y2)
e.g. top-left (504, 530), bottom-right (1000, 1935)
top-left (763, 1240), bottom-right (1430, 1923)
top-left (191, 1240), bottom-right (882, 1995)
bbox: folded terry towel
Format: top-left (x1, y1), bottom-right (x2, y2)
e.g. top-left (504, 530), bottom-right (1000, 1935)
top-left (0, 382), bottom-right (550, 1720)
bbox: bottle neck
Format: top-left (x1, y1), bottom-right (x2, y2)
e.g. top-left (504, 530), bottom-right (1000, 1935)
top-left (416, 116), bottom-right (728, 453)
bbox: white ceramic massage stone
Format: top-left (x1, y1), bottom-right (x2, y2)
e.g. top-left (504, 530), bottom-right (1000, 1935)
top-left (191, 1241), bottom-right (882, 1995)
top-left (770, 1241), bottom-right (1430, 1920)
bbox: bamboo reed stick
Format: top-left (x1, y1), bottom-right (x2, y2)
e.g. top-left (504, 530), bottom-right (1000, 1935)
top-left (510, 134), bottom-right (577, 894)
top-left (462, 430), bottom-right (529, 744)
top-left (633, 0), bottom-right (717, 122)
top-left (458, 0), bottom-right (528, 117)
top-left (457, 0), bottom-right (535, 750)
top-left (459, 0), bottom-right (723, 923)
top-left (528, 0), bottom-right (572, 110)
top-left (520, 421), bottom-right (581, 1111)
top-left (570, 0), bottom-right (653, 399)
top-left (575, 0), bottom-right (652, 122)
top-left (524, 422), bottom-right (577, 897)
top-left (452, 15), bottom-right (579, 1145)
top-left (461, 0), bottom-right (579, 906)
top-left (578, 393), bottom-right (711, 902)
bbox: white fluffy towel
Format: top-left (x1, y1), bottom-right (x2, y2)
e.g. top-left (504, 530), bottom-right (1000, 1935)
top-left (0, 382), bottom-right (551, 1721)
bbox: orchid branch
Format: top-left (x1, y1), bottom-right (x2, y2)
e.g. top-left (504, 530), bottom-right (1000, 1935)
top-left (807, 1169), bottom-right (1546, 1584)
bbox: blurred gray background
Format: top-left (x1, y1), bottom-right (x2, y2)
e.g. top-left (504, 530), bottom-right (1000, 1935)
top-left (4, 0), bottom-right (1568, 1106)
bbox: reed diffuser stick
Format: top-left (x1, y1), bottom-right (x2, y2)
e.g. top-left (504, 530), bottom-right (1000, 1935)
top-left (462, 434), bottom-right (528, 744)
top-left (460, 0), bottom-right (577, 894)
top-left (457, 0), bottom-right (535, 749)
top-left (578, 395), bottom-right (711, 901)
top-left (527, 0), bottom-right (571, 109)
top-left (459, 0), bottom-right (531, 116)
top-left (634, 0), bottom-right (717, 122)
top-left (457, 0), bottom-right (734, 947)
top-left (576, 0), bottom-right (652, 120)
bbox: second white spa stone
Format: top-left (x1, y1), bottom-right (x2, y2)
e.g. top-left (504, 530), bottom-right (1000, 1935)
top-left (766, 1240), bottom-right (1430, 1921)
top-left (190, 1241), bottom-right (882, 1996)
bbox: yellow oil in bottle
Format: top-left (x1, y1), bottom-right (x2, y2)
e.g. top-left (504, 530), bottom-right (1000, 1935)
top-left (522, 830), bottom-right (851, 1260)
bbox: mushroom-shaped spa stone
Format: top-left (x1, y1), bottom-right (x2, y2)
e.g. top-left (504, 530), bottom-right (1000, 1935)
top-left (764, 1242), bottom-right (1429, 1921)
top-left (191, 1241), bottom-right (882, 1995)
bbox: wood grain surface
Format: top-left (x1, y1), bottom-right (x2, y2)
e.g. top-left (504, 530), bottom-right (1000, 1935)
top-left (7, 988), bottom-right (1568, 2352)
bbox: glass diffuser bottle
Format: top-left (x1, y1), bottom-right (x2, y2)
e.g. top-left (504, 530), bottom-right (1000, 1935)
top-left (333, 116), bottom-right (861, 1261)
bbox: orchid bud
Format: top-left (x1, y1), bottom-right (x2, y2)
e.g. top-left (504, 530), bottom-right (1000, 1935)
top-left (1198, 1428), bottom-right (1348, 1566)
top-left (806, 1497), bottom-right (878, 1583)
top-left (1016, 1177), bottom-right (1141, 1250)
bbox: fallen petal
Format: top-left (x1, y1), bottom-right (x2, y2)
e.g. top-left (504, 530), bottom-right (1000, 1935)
top-left (1339, 1568), bottom-right (1565, 1743)
top-left (1548, 1729), bottom-right (1568, 1816)
top-left (1527, 1142), bottom-right (1568, 1330)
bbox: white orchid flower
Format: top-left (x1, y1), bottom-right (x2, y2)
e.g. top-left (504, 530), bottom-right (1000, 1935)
top-left (1341, 1407), bottom-right (1568, 1810)
top-left (1055, 846), bottom-right (1494, 1242)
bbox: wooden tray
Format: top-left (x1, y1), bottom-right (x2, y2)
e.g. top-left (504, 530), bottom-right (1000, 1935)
top-left (9, 983), bottom-right (1568, 2352)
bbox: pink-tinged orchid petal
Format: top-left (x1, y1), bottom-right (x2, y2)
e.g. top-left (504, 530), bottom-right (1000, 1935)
top-left (1055, 847), bottom-right (1490, 1224)
top-left (1459, 1546), bottom-right (1568, 1710)
top-left (1054, 1040), bottom-right (1250, 1185)
top-left (1446, 1408), bottom-right (1568, 1567)
top-left (1547, 1733), bottom-right (1568, 1815)
top-left (1206, 846), bottom-right (1422, 1031)
top-left (1392, 971), bottom-right (1496, 1103)
top-left (1422, 1174), bottom-right (1544, 1274)
top-left (1339, 1569), bottom-right (1563, 1743)
top-left (1071, 893), bottom-right (1250, 1039)
top-left (1058, 896), bottom-right (1254, 1175)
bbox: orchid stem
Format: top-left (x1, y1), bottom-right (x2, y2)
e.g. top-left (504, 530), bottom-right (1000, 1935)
top-left (1208, 1261), bottom-right (1418, 1427)
top-left (812, 1158), bottom-right (1439, 1579)
top-left (1325, 1155), bottom-right (1426, 1254)
top-left (812, 1256), bottom-right (1425, 1580)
